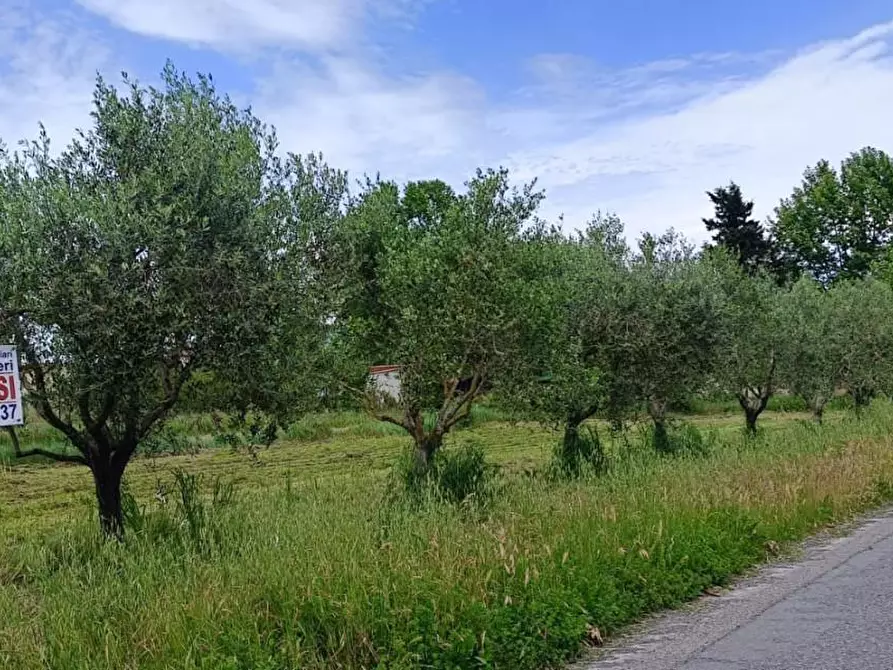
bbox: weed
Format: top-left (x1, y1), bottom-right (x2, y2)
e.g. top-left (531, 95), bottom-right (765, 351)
top-left (648, 419), bottom-right (712, 456)
top-left (431, 440), bottom-right (494, 505)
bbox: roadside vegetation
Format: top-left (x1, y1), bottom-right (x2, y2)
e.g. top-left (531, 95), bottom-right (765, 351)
top-left (3, 64), bottom-right (893, 669)
top-left (3, 405), bottom-right (893, 669)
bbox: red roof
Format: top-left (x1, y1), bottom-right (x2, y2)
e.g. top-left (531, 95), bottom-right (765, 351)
top-left (369, 365), bottom-right (400, 375)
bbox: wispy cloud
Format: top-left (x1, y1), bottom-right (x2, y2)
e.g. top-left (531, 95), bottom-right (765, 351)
top-left (0, 1), bottom-right (111, 149)
top-left (519, 49), bottom-right (777, 111)
top-left (254, 20), bottom-right (893, 239)
top-left (74, 0), bottom-right (429, 53)
top-left (5, 1), bottom-right (893, 244)
top-left (504, 22), bottom-right (893, 237)
top-left (255, 56), bottom-right (488, 185)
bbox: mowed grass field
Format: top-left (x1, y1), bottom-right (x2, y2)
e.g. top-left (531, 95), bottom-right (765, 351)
top-left (0, 406), bottom-right (826, 535)
top-left (0, 402), bottom-right (890, 669)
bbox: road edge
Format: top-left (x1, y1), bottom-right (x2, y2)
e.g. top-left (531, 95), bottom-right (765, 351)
top-left (578, 506), bottom-right (893, 669)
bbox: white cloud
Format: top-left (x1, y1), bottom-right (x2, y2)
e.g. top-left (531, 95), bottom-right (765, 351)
top-left (0, 3), bottom-right (110, 150)
top-left (255, 56), bottom-right (489, 185)
top-left (74, 0), bottom-right (427, 53)
top-left (250, 16), bottom-right (893, 243)
top-left (501, 22), bottom-right (893, 239)
top-left (5, 0), bottom-right (893, 247)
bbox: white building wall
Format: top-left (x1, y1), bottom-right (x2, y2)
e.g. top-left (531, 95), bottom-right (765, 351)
top-left (370, 370), bottom-right (401, 402)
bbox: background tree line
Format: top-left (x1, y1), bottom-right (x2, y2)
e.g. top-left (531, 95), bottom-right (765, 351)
top-left (3, 65), bottom-right (893, 537)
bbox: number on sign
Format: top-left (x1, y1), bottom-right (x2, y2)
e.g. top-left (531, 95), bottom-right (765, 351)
top-left (0, 404), bottom-right (16, 422)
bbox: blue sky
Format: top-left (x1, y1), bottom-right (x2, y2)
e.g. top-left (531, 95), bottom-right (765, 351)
top-left (410, 0), bottom-right (892, 81)
top-left (3, 0), bottom-right (893, 240)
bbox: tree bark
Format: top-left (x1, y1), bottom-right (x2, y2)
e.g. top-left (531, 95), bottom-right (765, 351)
top-left (652, 419), bottom-right (670, 453)
top-left (648, 398), bottom-right (670, 453)
top-left (412, 432), bottom-right (443, 478)
top-left (92, 462), bottom-right (124, 540)
top-left (559, 405), bottom-right (601, 474)
top-left (738, 388), bottom-right (770, 436)
top-left (811, 400), bottom-right (825, 425)
top-left (744, 408), bottom-right (759, 435)
top-left (556, 419), bottom-right (586, 475)
top-left (561, 422), bottom-right (581, 463)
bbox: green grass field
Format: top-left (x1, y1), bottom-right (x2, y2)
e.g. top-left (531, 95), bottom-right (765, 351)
top-left (1, 404), bottom-right (891, 669)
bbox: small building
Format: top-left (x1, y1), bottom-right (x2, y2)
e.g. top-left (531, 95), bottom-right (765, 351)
top-left (369, 365), bottom-right (401, 403)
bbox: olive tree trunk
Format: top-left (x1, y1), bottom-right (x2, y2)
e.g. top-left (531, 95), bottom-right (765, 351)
top-left (810, 396), bottom-right (827, 424)
top-left (86, 436), bottom-right (139, 540)
top-left (412, 431), bottom-right (444, 478)
top-left (851, 386), bottom-right (874, 412)
top-left (92, 462), bottom-right (125, 539)
top-left (558, 405), bottom-right (602, 476)
top-left (560, 422), bottom-right (583, 467)
top-left (648, 398), bottom-right (670, 453)
top-left (737, 387), bottom-right (771, 436)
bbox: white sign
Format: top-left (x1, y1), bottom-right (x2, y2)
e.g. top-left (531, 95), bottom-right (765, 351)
top-left (0, 346), bottom-right (23, 426)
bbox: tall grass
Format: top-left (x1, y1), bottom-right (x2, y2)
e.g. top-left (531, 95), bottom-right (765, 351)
top-left (2, 405), bottom-right (893, 668)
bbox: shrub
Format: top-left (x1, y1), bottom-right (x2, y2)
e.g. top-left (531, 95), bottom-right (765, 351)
top-left (139, 426), bottom-right (200, 457)
top-left (212, 412), bottom-right (279, 460)
top-left (398, 439), bottom-right (494, 506)
top-left (434, 440), bottom-right (493, 505)
top-left (552, 425), bottom-right (609, 478)
top-left (767, 395), bottom-right (808, 412)
top-left (651, 420), bottom-right (711, 456)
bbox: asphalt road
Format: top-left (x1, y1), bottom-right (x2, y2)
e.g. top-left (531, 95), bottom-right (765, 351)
top-left (585, 510), bottom-right (893, 670)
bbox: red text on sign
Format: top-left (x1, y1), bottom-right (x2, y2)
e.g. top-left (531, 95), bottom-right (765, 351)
top-left (0, 375), bottom-right (17, 402)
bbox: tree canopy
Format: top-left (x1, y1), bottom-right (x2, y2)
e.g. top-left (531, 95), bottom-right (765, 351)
top-left (772, 147), bottom-right (893, 284)
top-left (775, 278), bottom-right (837, 421)
top-left (711, 254), bottom-right (783, 433)
top-left (0, 65), bottom-right (329, 536)
top-left (499, 222), bottom-right (620, 474)
top-left (590, 233), bottom-right (726, 450)
top-left (825, 278), bottom-right (893, 406)
top-left (339, 169), bottom-right (544, 474)
top-left (703, 181), bottom-right (774, 275)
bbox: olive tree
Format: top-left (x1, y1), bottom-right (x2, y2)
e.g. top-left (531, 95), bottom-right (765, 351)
top-left (776, 277), bottom-right (836, 422)
top-left (498, 224), bottom-right (617, 475)
top-left (826, 278), bottom-right (893, 407)
top-left (348, 169), bottom-right (543, 475)
top-left (593, 233), bottom-right (726, 450)
top-left (193, 152), bottom-right (350, 427)
top-left (711, 254), bottom-right (783, 433)
top-left (0, 65), bottom-right (321, 537)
